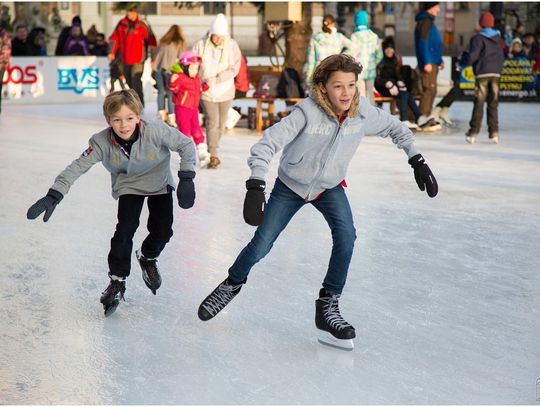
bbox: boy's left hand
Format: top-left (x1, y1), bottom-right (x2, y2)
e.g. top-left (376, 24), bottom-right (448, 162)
top-left (177, 171), bottom-right (196, 209)
top-left (408, 154), bottom-right (438, 198)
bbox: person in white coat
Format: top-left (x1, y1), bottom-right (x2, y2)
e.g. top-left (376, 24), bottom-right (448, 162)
top-left (192, 14), bottom-right (242, 169)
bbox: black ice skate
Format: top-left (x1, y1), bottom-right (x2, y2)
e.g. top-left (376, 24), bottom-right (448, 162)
top-left (100, 278), bottom-right (126, 317)
top-left (315, 288), bottom-right (356, 351)
top-left (198, 278), bottom-right (245, 321)
top-left (136, 249), bottom-right (162, 295)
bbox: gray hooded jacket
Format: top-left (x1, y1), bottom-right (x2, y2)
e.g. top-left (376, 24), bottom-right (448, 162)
top-left (248, 88), bottom-right (419, 201)
top-left (51, 120), bottom-right (196, 199)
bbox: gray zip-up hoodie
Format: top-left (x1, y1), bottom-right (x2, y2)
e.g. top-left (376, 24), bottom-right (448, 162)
top-left (248, 88), bottom-right (419, 201)
top-left (51, 119), bottom-right (196, 199)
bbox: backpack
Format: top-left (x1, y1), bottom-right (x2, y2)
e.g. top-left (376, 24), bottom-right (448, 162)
top-left (235, 55), bottom-right (250, 93)
top-left (277, 67), bottom-right (305, 98)
top-left (253, 74), bottom-right (280, 99)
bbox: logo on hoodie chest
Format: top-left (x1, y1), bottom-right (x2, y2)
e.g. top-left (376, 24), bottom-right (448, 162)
top-left (306, 123), bottom-right (333, 135)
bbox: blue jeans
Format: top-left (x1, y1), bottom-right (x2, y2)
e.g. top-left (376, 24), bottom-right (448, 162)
top-left (397, 90), bottom-right (422, 121)
top-left (154, 69), bottom-right (173, 113)
top-left (228, 178), bottom-right (357, 294)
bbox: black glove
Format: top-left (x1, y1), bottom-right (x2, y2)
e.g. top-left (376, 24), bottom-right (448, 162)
top-left (177, 171), bottom-right (196, 209)
top-left (27, 189), bottom-right (64, 222)
top-left (243, 179), bottom-right (266, 226)
top-left (408, 154), bottom-right (438, 198)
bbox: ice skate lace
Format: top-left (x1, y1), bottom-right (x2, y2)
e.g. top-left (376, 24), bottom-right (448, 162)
top-left (203, 282), bottom-right (240, 316)
top-left (324, 295), bottom-right (352, 331)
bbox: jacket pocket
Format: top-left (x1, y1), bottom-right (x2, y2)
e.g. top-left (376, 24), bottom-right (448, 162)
top-left (283, 155), bottom-right (316, 184)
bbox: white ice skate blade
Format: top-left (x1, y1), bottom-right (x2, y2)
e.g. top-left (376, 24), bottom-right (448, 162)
top-left (317, 330), bottom-right (354, 351)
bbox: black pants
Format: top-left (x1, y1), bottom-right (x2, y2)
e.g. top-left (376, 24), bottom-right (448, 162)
top-left (108, 193), bottom-right (173, 278)
top-left (123, 63), bottom-right (145, 106)
top-left (436, 86), bottom-right (460, 108)
top-left (469, 76), bottom-right (500, 135)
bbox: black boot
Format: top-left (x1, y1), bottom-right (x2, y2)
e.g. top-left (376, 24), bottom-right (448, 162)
top-left (198, 278), bottom-right (245, 321)
top-left (100, 278), bottom-right (126, 317)
top-left (136, 250), bottom-right (162, 295)
top-left (315, 288), bottom-right (355, 350)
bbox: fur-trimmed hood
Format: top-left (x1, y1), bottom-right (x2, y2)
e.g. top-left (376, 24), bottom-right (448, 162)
top-left (309, 83), bottom-right (363, 119)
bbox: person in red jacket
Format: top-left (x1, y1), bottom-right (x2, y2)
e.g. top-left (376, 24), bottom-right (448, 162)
top-left (108, 6), bottom-right (157, 105)
top-left (169, 50), bottom-right (211, 168)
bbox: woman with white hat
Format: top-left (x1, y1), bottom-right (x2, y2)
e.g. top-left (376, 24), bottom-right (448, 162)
top-left (192, 13), bottom-right (242, 169)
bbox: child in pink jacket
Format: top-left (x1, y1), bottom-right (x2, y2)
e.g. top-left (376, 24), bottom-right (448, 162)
top-left (168, 50), bottom-right (211, 167)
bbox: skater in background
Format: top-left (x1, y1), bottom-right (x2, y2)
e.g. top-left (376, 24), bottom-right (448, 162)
top-left (168, 50), bottom-right (211, 168)
top-left (0, 24), bottom-right (11, 115)
top-left (304, 14), bottom-right (355, 84)
top-left (350, 10), bottom-right (382, 105)
top-left (414, 2), bottom-right (444, 131)
top-left (197, 54), bottom-right (438, 350)
top-left (192, 13), bottom-right (242, 169)
top-left (26, 89), bottom-right (197, 316)
top-left (108, 6), bottom-right (157, 106)
top-left (152, 24), bottom-right (186, 127)
top-left (459, 11), bottom-right (504, 144)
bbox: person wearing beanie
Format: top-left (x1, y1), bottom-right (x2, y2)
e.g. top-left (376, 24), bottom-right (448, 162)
top-left (479, 10), bottom-right (495, 29)
top-left (414, 2), bottom-right (443, 130)
top-left (422, 2), bottom-right (439, 12)
top-left (508, 37), bottom-right (526, 60)
top-left (55, 15), bottom-right (84, 56)
top-left (350, 10), bottom-right (383, 105)
top-left (459, 10), bottom-right (504, 144)
top-left (375, 37), bottom-right (423, 129)
top-left (304, 14), bottom-right (355, 84)
top-left (192, 13), bottom-right (242, 169)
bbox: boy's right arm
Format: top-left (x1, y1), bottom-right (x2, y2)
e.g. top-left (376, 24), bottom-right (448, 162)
top-left (243, 107), bottom-right (306, 226)
top-left (247, 107), bottom-right (307, 181)
top-left (27, 139), bottom-right (103, 222)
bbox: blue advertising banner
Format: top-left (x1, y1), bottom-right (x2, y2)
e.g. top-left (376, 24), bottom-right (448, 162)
top-left (454, 56), bottom-right (540, 101)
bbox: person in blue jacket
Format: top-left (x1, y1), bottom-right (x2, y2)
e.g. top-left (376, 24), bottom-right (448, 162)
top-left (460, 11), bottom-right (505, 144)
top-left (196, 54), bottom-right (438, 351)
top-left (414, 2), bottom-right (443, 130)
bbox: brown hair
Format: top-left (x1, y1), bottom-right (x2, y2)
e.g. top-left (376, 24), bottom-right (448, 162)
top-left (311, 54), bottom-right (363, 86)
top-left (159, 24), bottom-right (186, 47)
top-left (322, 14), bottom-right (335, 34)
top-left (103, 89), bottom-right (143, 119)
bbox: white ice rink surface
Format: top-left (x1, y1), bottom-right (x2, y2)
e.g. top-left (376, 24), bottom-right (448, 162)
top-left (0, 100), bottom-right (539, 404)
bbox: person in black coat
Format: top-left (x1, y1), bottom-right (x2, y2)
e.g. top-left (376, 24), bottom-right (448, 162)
top-left (375, 37), bottom-right (422, 129)
top-left (459, 11), bottom-right (504, 144)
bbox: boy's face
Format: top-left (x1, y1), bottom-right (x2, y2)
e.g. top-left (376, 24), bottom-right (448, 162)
top-left (107, 105), bottom-right (140, 140)
top-left (320, 71), bottom-right (357, 116)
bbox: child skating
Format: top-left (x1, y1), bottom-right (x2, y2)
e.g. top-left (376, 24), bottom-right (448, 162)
top-left (168, 50), bottom-right (211, 168)
top-left (27, 89), bottom-right (197, 316)
top-left (197, 55), bottom-right (438, 350)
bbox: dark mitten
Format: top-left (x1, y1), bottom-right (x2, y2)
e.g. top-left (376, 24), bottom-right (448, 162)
top-left (27, 189), bottom-right (64, 222)
top-left (243, 179), bottom-right (266, 226)
top-left (177, 171), bottom-right (196, 209)
top-left (408, 154), bottom-right (438, 198)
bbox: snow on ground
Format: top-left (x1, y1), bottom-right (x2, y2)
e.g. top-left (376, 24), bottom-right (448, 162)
top-left (0, 100), bottom-right (539, 404)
